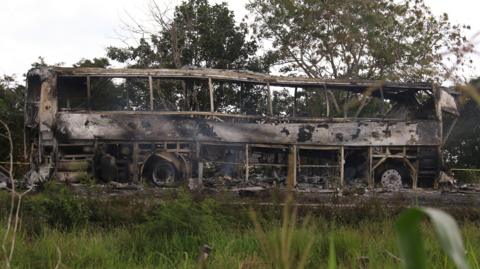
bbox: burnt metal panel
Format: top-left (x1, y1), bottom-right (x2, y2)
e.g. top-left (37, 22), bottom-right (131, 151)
top-left (55, 113), bottom-right (441, 146)
top-left (38, 74), bottom-right (58, 142)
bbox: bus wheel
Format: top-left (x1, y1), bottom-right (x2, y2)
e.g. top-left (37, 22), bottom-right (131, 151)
top-left (380, 169), bottom-right (403, 190)
top-left (149, 160), bottom-right (176, 187)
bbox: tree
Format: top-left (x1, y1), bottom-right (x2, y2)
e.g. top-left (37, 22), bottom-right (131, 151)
top-left (107, 0), bottom-right (271, 113)
top-left (107, 0), bottom-right (265, 71)
top-left (444, 78), bottom-right (480, 168)
top-left (247, 0), bottom-right (472, 82)
top-left (0, 76), bottom-right (25, 163)
top-left (73, 57), bottom-right (110, 68)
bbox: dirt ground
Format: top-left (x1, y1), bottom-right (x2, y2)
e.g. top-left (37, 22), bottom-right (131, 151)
top-left (66, 183), bottom-right (480, 209)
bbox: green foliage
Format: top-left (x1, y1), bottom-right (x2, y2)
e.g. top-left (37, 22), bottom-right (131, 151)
top-left (107, 0), bottom-right (264, 71)
top-left (0, 75), bottom-right (25, 162)
top-left (247, 0), bottom-right (471, 82)
top-left (24, 184), bottom-right (93, 230)
top-left (395, 207), bottom-right (470, 269)
top-left (78, 172), bottom-right (96, 185)
top-left (4, 184), bottom-right (148, 233)
top-left (453, 170), bottom-right (480, 184)
top-left (2, 190), bottom-right (480, 268)
top-left (143, 190), bottom-right (228, 237)
top-left (106, 0), bottom-right (272, 114)
top-left (328, 234), bottom-right (337, 269)
top-left (250, 198), bottom-right (315, 269)
top-left (445, 78), bottom-right (480, 169)
top-left (73, 57), bottom-right (110, 68)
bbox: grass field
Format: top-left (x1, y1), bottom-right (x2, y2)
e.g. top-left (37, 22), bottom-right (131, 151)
top-left (1, 186), bottom-right (480, 269)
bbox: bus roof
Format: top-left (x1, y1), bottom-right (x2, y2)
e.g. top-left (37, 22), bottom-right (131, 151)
top-left (30, 67), bottom-right (434, 93)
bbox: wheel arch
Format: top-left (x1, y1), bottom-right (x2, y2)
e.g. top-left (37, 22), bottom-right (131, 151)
top-left (373, 157), bottom-right (416, 187)
top-left (141, 152), bottom-right (188, 180)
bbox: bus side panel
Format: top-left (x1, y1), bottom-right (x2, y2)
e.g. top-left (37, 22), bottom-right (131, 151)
top-left (55, 113), bottom-right (441, 146)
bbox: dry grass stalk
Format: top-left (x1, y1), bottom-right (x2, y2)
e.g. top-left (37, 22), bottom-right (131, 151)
top-left (0, 119), bottom-right (33, 269)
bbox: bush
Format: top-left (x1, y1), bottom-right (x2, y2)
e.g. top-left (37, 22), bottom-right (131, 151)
top-left (22, 184), bottom-right (93, 231)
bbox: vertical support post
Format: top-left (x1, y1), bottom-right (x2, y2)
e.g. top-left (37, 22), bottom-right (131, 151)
top-left (53, 138), bottom-right (58, 177)
top-left (287, 144), bottom-right (297, 190)
top-left (156, 79), bottom-right (161, 109)
top-left (404, 157), bottom-right (418, 190)
top-left (245, 144), bottom-right (249, 182)
top-left (148, 76), bottom-right (154, 111)
top-left (339, 146), bottom-right (345, 187)
top-left (86, 76), bottom-right (91, 111)
top-left (433, 83), bottom-right (444, 187)
top-left (132, 142), bottom-right (140, 183)
top-left (343, 91), bottom-right (351, 119)
top-left (208, 78), bottom-right (214, 113)
top-left (323, 83), bottom-right (330, 117)
top-left (293, 87), bottom-right (297, 117)
top-left (380, 86), bottom-right (385, 115)
top-left (91, 139), bottom-right (98, 177)
top-left (267, 83), bottom-right (273, 116)
top-left (182, 80), bottom-right (188, 111)
top-left (414, 160), bottom-right (419, 190)
top-left (125, 82), bottom-right (130, 110)
top-left (367, 147), bottom-right (374, 189)
top-left (196, 142), bottom-right (203, 184)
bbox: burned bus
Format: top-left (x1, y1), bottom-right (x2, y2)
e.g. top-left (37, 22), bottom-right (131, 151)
top-left (25, 67), bottom-right (459, 190)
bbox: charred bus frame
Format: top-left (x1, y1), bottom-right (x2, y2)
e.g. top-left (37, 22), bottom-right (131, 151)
top-left (25, 67), bottom-right (459, 190)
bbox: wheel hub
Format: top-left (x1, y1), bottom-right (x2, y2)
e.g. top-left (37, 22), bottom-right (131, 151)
top-left (380, 169), bottom-right (402, 190)
top-left (152, 163), bottom-right (175, 185)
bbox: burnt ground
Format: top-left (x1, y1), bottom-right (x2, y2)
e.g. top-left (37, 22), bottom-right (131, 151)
top-left (65, 183), bottom-right (480, 209)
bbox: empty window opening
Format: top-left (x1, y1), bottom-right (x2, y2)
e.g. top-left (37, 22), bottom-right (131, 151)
top-left (213, 82), bottom-right (268, 115)
top-left (57, 77), bottom-right (88, 111)
top-left (272, 86), bottom-right (295, 117)
top-left (90, 77), bottom-right (149, 111)
top-left (152, 78), bottom-right (210, 112)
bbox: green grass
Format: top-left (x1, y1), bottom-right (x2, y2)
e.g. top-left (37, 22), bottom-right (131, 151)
top-left (1, 187), bottom-right (480, 268)
top-left (3, 218), bottom-right (480, 268)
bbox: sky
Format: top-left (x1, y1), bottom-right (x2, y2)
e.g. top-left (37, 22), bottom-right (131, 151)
top-left (1, 0), bottom-right (479, 82)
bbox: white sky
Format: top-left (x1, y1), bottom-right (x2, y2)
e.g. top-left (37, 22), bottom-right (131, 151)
top-left (0, 0), bottom-right (479, 82)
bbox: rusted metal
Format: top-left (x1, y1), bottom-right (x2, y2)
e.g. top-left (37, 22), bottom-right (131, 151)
top-left (339, 146), bottom-right (345, 187)
top-left (50, 67), bottom-right (434, 91)
top-left (368, 147), bottom-right (373, 188)
top-left (86, 76), bottom-right (91, 111)
top-left (245, 144), bottom-right (249, 182)
top-left (148, 76), bottom-right (154, 111)
top-left (267, 83), bottom-right (272, 116)
top-left (24, 67), bottom-right (459, 190)
top-left (293, 87), bottom-right (298, 117)
top-left (287, 145), bottom-right (297, 188)
top-left (208, 78), bottom-right (214, 113)
top-left (55, 112), bottom-right (439, 145)
top-left (323, 83), bottom-right (330, 117)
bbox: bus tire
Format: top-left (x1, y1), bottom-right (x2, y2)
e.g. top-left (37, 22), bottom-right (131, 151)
top-left (146, 160), bottom-right (177, 187)
top-left (376, 164), bottom-right (410, 190)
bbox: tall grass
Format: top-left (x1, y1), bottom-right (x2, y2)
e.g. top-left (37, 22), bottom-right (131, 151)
top-left (2, 216), bottom-right (479, 268)
top-left (1, 187), bottom-right (480, 268)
